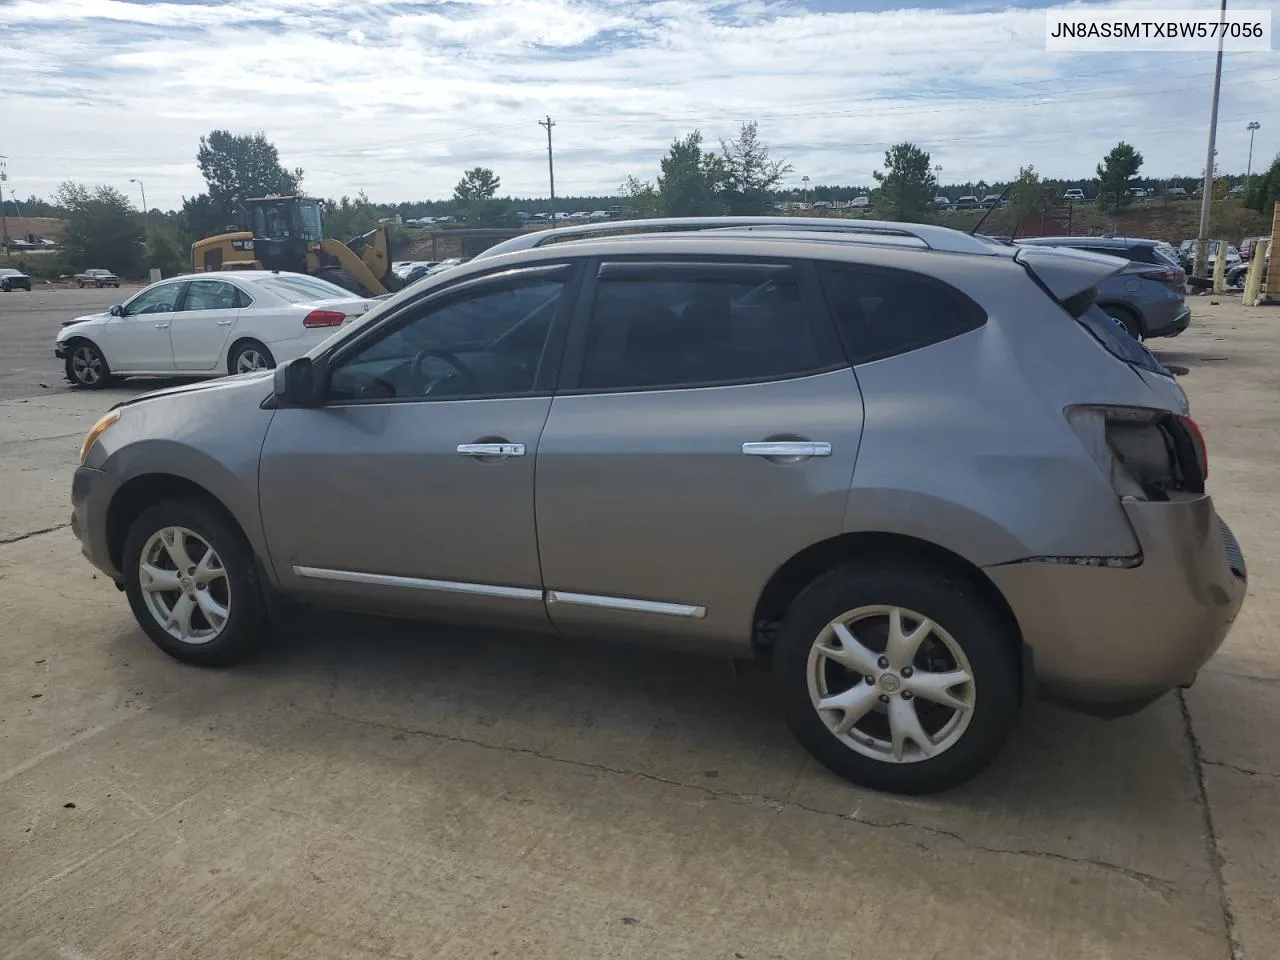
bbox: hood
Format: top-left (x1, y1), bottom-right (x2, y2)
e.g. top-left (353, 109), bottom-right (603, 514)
top-left (110, 369), bottom-right (274, 412)
top-left (61, 311), bottom-right (109, 328)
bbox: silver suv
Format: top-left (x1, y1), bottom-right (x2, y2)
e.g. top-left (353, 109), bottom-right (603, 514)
top-left (70, 217), bottom-right (1246, 794)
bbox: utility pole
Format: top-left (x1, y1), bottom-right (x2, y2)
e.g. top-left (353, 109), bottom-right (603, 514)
top-left (802, 175), bottom-right (810, 205)
top-left (539, 116), bottom-right (556, 223)
top-left (1193, 0), bottom-right (1228, 280)
top-left (0, 156), bottom-right (9, 259)
top-left (1246, 121), bottom-right (1261, 181)
top-left (130, 178), bottom-right (149, 233)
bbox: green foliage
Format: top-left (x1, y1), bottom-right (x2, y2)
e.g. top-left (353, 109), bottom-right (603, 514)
top-left (1007, 165), bottom-right (1053, 233)
top-left (189, 130), bottom-right (304, 238)
top-left (53, 181), bottom-right (144, 276)
top-left (1248, 153), bottom-right (1280, 215)
top-left (1, 195), bottom-right (65, 218)
top-left (619, 175), bottom-right (662, 218)
top-left (451, 167), bottom-right (516, 226)
top-left (324, 192), bottom-right (382, 240)
top-left (657, 131), bottom-right (723, 216)
top-left (872, 143), bottom-right (937, 222)
top-left (717, 122), bottom-right (791, 215)
top-left (1096, 142), bottom-right (1143, 211)
top-left (146, 226), bottom-right (187, 279)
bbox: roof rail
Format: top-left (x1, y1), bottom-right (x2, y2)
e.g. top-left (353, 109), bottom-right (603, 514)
top-left (471, 216), bottom-right (999, 261)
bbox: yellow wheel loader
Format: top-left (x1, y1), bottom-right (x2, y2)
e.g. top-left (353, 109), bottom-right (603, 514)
top-left (190, 196), bottom-right (403, 296)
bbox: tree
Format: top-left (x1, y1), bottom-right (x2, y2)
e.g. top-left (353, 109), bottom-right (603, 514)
top-left (324, 192), bottom-right (382, 240)
top-left (619, 175), bottom-right (662, 219)
top-left (1007, 165), bottom-right (1053, 234)
top-left (451, 167), bottom-right (515, 226)
top-left (54, 182), bottom-right (144, 275)
top-left (657, 131), bottom-right (723, 216)
top-left (192, 130), bottom-right (303, 235)
top-left (1248, 152), bottom-right (1280, 214)
top-left (872, 143), bottom-right (936, 222)
top-left (1096, 142), bottom-right (1143, 211)
top-left (718, 122), bottom-right (791, 215)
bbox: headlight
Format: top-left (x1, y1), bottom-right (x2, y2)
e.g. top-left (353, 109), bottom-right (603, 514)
top-left (79, 410), bottom-right (120, 465)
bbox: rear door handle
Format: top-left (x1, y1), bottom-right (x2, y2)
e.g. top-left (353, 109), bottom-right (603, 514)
top-left (154, 322), bottom-right (170, 329)
top-left (216, 319), bottom-right (234, 326)
top-left (457, 443), bottom-right (525, 457)
top-left (742, 441), bottom-right (832, 458)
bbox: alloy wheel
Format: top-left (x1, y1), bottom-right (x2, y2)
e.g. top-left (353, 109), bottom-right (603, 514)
top-left (235, 349), bottom-right (269, 373)
top-left (137, 526), bottom-right (231, 644)
top-left (71, 346), bottom-right (103, 385)
top-left (806, 605), bottom-right (976, 763)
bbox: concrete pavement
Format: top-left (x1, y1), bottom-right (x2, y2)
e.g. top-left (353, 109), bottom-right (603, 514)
top-left (0, 291), bottom-right (1275, 959)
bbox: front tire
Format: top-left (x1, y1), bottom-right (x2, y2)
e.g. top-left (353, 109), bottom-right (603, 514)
top-left (122, 498), bottom-right (269, 666)
top-left (773, 562), bottom-right (1020, 794)
top-left (64, 340), bottom-right (112, 389)
top-left (228, 339), bottom-right (275, 375)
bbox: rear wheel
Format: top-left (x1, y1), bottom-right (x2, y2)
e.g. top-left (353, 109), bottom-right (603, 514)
top-left (122, 498), bottom-right (269, 666)
top-left (1104, 305), bottom-right (1142, 341)
top-left (227, 339), bottom-right (275, 375)
top-left (773, 562), bottom-right (1020, 794)
top-left (64, 340), bottom-right (112, 389)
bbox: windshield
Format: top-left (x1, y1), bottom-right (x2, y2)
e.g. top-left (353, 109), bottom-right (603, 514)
top-left (296, 200), bottom-right (324, 242)
top-left (256, 275), bottom-right (354, 303)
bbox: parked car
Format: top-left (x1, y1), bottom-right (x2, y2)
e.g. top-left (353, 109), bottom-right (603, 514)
top-left (75, 269), bottom-right (120, 289)
top-left (980, 195), bottom-right (1004, 208)
top-left (71, 216), bottom-right (1242, 795)
top-left (1014, 236), bottom-right (1190, 340)
top-left (955, 195), bottom-right (981, 209)
top-left (850, 196), bottom-right (872, 209)
top-left (1126, 187), bottom-right (1148, 200)
top-left (589, 210), bottom-right (612, 220)
top-left (1183, 240), bottom-right (1242, 273)
top-left (1063, 189), bottom-right (1086, 202)
top-left (1239, 236), bottom-right (1267, 262)
top-left (933, 196), bottom-right (953, 208)
top-left (1228, 185), bottom-right (1246, 196)
top-left (0, 267), bottom-right (32, 292)
top-left (1167, 187), bottom-right (1189, 199)
top-left (54, 271), bottom-right (377, 388)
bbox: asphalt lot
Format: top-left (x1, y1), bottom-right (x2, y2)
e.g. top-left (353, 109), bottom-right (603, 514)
top-left (1, 289), bottom-right (1277, 958)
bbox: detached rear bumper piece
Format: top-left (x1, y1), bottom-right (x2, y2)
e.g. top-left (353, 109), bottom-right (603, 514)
top-left (986, 495), bottom-right (1245, 713)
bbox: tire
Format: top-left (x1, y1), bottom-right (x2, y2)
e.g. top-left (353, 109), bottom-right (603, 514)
top-left (76, 281), bottom-right (85, 289)
top-left (1, 282), bottom-right (8, 292)
top-left (63, 340), bottom-right (113, 389)
top-left (122, 497), bottom-right (269, 667)
top-left (1104, 306), bottom-right (1142, 341)
top-left (227, 339), bottom-right (276, 375)
top-left (773, 561), bottom-right (1020, 794)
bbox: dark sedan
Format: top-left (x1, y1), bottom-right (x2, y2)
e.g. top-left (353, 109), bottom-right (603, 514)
top-left (0, 267), bottom-right (32, 292)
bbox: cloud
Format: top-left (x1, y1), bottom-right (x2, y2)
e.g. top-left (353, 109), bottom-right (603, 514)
top-left (1, 0), bottom-right (1277, 208)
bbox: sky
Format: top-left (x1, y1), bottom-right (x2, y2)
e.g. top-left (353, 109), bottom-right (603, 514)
top-left (1, 0), bottom-right (1278, 210)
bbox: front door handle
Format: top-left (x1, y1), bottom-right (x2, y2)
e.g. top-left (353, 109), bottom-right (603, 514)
top-left (154, 322), bottom-right (171, 329)
top-left (742, 441), bottom-right (832, 458)
top-left (216, 319), bottom-right (234, 326)
top-left (457, 442), bottom-right (525, 458)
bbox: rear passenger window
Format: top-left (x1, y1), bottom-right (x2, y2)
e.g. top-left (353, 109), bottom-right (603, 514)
top-left (818, 263), bottom-right (986, 364)
top-left (578, 263), bottom-right (832, 391)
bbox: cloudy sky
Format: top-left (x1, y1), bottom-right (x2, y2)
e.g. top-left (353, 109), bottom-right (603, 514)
top-left (2, 0), bottom-right (1278, 209)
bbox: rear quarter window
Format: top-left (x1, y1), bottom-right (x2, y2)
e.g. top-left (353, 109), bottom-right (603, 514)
top-left (817, 263), bottom-right (986, 364)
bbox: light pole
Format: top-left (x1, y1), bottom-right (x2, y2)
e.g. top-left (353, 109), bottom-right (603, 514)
top-left (129, 178), bottom-right (149, 233)
top-left (1247, 121), bottom-right (1261, 181)
top-left (1193, 0), bottom-right (1228, 279)
top-left (802, 175), bottom-right (810, 205)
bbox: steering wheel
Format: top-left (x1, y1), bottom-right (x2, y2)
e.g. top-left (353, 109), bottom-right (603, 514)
top-left (410, 348), bottom-right (482, 394)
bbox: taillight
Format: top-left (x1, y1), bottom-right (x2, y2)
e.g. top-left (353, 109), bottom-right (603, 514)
top-left (1145, 268), bottom-right (1184, 284)
top-left (303, 309), bottom-right (346, 328)
top-left (1177, 414), bottom-right (1208, 479)
top-left (1067, 405), bottom-right (1205, 500)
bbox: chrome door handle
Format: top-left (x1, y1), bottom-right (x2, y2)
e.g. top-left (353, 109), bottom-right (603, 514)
top-left (154, 322), bottom-right (170, 329)
top-left (742, 441), bottom-right (832, 458)
top-left (216, 319), bottom-right (234, 326)
top-left (457, 443), bottom-right (525, 457)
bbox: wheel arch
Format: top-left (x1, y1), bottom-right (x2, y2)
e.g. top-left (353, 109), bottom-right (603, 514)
top-left (1095, 299), bottom-right (1143, 336)
top-left (225, 335), bottom-right (274, 374)
top-left (105, 473), bottom-right (253, 575)
top-left (752, 531), bottom-right (1024, 665)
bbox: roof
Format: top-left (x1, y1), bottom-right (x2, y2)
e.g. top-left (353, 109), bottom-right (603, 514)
top-left (1018, 236), bottom-right (1162, 249)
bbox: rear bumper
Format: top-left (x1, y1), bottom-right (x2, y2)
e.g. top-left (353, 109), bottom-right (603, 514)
top-left (1146, 304), bottom-right (1192, 339)
top-left (986, 495), bottom-right (1245, 709)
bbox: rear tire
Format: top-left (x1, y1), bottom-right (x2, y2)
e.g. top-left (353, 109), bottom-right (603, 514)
top-left (1105, 306), bottom-right (1142, 341)
top-left (122, 498), bottom-right (269, 667)
top-left (64, 340), bottom-right (113, 389)
top-left (227, 339), bottom-right (275, 375)
top-left (773, 561), bottom-right (1020, 794)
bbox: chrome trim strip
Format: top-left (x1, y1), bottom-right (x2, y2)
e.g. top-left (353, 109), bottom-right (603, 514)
top-left (293, 565), bottom-right (542, 600)
top-left (546, 590), bottom-right (706, 619)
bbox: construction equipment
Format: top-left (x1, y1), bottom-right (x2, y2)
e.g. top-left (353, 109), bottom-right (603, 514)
top-left (191, 196), bottom-right (402, 296)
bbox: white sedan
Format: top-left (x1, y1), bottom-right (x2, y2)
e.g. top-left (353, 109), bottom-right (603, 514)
top-left (55, 271), bottom-right (377, 389)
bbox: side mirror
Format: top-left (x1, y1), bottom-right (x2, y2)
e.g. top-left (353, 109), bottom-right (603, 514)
top-left (109, 305), bottom-right (124, 317)
top-left (273, 357), bottom-right (322, 407)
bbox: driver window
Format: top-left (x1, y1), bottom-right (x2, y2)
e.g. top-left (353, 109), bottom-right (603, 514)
top-left (327, 275), bottom-right (566, 402)
top-left (124, 283), bottom-right (183, 316)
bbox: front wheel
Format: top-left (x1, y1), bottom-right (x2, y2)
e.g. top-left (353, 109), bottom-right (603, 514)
top-left (122, 498), bottom-right (269, 666)
top-left (773, 562), bottom-right (1020, 794)
top-left (227, 339), bottom-right (275, 375)
top-left (64, 340), bottom-right (112, 389)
